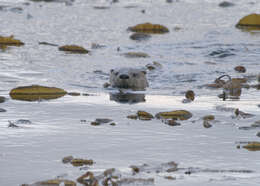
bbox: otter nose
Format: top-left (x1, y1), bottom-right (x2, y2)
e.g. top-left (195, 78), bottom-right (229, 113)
top-left (119, 74), bottom-right (129, 80)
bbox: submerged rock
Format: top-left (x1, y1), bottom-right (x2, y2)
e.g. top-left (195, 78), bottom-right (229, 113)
top-left (130, 161), bottom-right (178, 174)
top-left (123, 52), bottom-right (149, 58)
top-left (22, 179), bottom-right (76, 186)
top-left (234, 108), bottom-right (255, 119)
top-left (62, 156), bottom-right (74, 164)
top-left (59, 45), bottom-right (89, 54)
top-left (236, 14), bottom-right (260, 30)
top-left (0, 108), bottom-right (6, 112)
top-left (128, 23), bottom-right (169, 34)
top-left (155, 110), bottom-right (192, 120)
top-left (146, 61), bottom-right (162, 71)
top-left (9, 85), bottom-right (67, 101)
top-left (0, 35), bottom-right (24, 46)
top-left (130, 33), bottom-right (151, 41)
top-left (218, 1), bottom-right (235, 7)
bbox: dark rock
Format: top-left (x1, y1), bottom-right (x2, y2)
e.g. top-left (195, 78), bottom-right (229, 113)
top-left (234, 66), bottom-right (246, 73)
top-left (219, 1), bottom-right (235, 7)
top-left (130, 33), bottom-right (151, 41)
top-left (0, 108), bottom-right (6, 112)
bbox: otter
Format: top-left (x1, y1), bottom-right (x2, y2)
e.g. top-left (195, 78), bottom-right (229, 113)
top-left (109, 67), bottom-right (149, 90)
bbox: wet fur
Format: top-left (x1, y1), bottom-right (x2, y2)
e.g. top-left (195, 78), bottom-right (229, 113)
top-left (109, 67), bottom-right (149, 90)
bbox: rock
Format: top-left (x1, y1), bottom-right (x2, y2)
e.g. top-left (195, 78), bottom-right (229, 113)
top-left (67, 92), bottom-right (80, 96)
top-left (236, 14), bottom-right (260, 30)
top-left (39, 41), bottom-right (58, 46)
top-left (130, 33), bottom-right (151, 41)
top-left (234, 108), bottom-right (255, 119)
top-left (203, 120), bottom-right (212, 128)
top-left (77, 172), bottom-right (98, 186)
top-left (91, 121), bottom-right (100, 126)
top-left (95, 118), bottom-right (113, 124)
top-left (62, 156), bottom-right (74, 163)
top-left (0, 108), bottom-right (6, 112)
top-left (0, 35), bottom-right (24, 46)
top-left (234, 66), bottom-right (246, 73)
top-left (130, 161), bottom-right (178, 174)
top-left (243, 142), bottom-right (260, 151)
top-left (185, 90), bottom-right (195, 101)
top-left (218, 1), bottom-right (235, 7)
top-left (103, 82), bottom-right (111, 88)
top-left (8, 121), bottom-right (19, 128)
top-left (91, 43), bottom-right (105, 49)
top-left (9, 85), bottom-right (67, 101)
top-left (70, 158), bottom-right (94, 167)
top-left (58, 45), bottom-right (89, 54)
top-left (123, 52), bottom-right (149, 58)
top-left (128, 23), bottom-right (169, 34)
top-left (146, 61), bottom-right (162, 71)
top-left (166, 119), bottom-right (181, 126)
top-left (127, 115), bottom-right (138, 119)
top-left (137, 111), bottom-right (154, 120)
top-left (257, 132), bottom-right (260, 137)
top-left (203, 115), bottom-right (215, 121)
top-left (164, 176), bottom-right (176, 180)
top-left (24, 179), bottom-right (76, 186)
top-left (155, 110), bottom-right (192, 120)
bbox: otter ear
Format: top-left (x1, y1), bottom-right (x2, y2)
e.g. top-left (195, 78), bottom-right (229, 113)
top-left (110, 69), bottom-right (114, 73)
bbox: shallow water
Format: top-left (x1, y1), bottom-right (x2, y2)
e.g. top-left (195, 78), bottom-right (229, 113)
top-left (0, 0), bottom-right (260, 185)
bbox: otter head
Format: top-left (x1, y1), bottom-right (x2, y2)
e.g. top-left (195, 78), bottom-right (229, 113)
top-left (109, 67), bottom-right (149, 90)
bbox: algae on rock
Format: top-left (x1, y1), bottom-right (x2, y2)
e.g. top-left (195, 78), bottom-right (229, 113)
top-left (9, 85), bottom-right (67, 101)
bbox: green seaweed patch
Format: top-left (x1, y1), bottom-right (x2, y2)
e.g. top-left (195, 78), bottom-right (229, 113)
top-left (59, 45), bottom-right (89, 54)
top-left (0, 35), bottom-right (24, 46)
top-left (155, 110), bottom-right (192, 120)
top-left (128, 23), bottom-right (169, 34)
top-left (9, 85), bottom-right (67, 101)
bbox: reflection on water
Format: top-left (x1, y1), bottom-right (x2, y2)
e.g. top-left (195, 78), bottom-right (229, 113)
top-left (109, 92), bottom-right (145, 104)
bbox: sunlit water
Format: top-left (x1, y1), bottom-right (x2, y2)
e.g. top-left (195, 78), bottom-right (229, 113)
top-left (0, 0), bottom-right (260, 185)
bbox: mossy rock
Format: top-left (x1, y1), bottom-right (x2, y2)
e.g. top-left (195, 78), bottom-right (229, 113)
top-left (236, 14), bottom-right (260, 30)
top-left (70, 158), bottom-right (94, 167)
top-left (0, 35), bottom-right (24, 46)
top-left (243, 142), bottom-right (260, 151)
top-left (202, 115), bottom-right (215, 121)
top-left (155, 110), bottom-right (192, 120)
top-left (128, 23), bottom-right (169, 34)
top-left (59, 45), bottom-right (89, 54)
top-left (9, 85), bottom-right (67, 101)
top-left (137, 111), bottom-right (154, 119)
